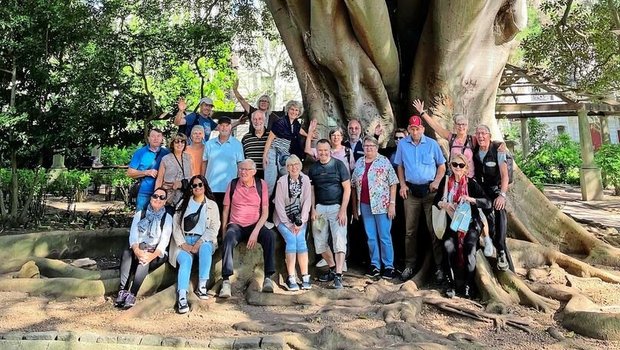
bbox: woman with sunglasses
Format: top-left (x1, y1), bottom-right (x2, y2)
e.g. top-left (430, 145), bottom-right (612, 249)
top-left (115, 187), bottom-right (173, 309)
top-left (169, 175), bottom-right (220, 314)
top-left (156, 133), bottom-right (193, 208)
top-left (434, 154), bottom-right (492, 299)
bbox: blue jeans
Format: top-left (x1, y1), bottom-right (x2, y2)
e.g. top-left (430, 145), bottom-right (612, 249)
top-left (361, 203), bottom-right (394, 269)
top-left (264, 148), bottom-right (278, 197)
top-left (278, 223), bottom-right (308, 254)
top-left (136, 193), bottom-right (151, 212)
top-left (176, 236), bottom-right (214, 291)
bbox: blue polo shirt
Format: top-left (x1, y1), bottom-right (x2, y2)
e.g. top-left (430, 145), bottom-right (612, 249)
top-left (394, 135), bottom-right (445, 184)
top-left (128, 145), bottom-right (170, 195)
top-left (203, 136), bottom-right (244, 193)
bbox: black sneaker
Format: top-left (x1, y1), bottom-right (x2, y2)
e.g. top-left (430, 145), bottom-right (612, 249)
top-left (382, 268), bottom-right (397, 280)
top-left (333, 275), bottom-right (343, 289)
top-left (497, 251), bottom-right (509, 271)
top-left (365, 266), bottom-right (380, 278)
top-left (318, 269), bottom-right (335, 282)
top-left (115, 289), bottom-right (129, 307)
top-left (177, 297), bottom-right (189, 314)
top-left (195, 288), bottom-right (209, 300)
top-left (400, 267), bottom-right (414, 281)
top-left (434, 268), bottom-right (445, 283)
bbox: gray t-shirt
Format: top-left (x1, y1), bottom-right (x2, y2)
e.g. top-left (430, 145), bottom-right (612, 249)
top-left (308, 158), bottom-right (350, 205)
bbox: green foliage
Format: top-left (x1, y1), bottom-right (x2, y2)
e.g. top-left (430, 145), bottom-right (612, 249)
top-left (519, 134), bottom-right (582, 186)
top-left (521, 1), bottom-right (620, 94)
top-left (48, 170), bottom-right (92, 204)
top-left (595, 144), bottom-right (620, 194)
top-left (100, 146), bottom-right (135, 166)
top-left (0, 168), bottom-right (47, 200)
top-left (527, 118), bottom-right (549, 155)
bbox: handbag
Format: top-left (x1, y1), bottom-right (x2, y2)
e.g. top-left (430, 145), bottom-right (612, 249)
top-left (183, 200), bottom-right (205, 232)
top-left (450, 201), bottom-right (472, 233)
top-left (129, 178), bottom-right (142, 199)
top-left (432, 176), bottom-right (449, 239)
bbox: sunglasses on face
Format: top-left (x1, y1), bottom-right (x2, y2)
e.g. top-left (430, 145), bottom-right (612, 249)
top-left (173, 139), bottom-right (186, 144)
top-left (394, 136), bottom-right (404, 140)
top-left (151, 194), bottom-right (167, 200)
top-left (191, 182), bottom-right (204, 189)
top-left (451, 162), bottom-right (466, 169)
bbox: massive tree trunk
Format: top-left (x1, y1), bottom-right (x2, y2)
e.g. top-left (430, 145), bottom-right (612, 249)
top-left (263, 0), bottom-right (620, 342)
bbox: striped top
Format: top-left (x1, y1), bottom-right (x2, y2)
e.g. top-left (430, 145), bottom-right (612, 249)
top-left (242, 130), bottom-right (270, 172)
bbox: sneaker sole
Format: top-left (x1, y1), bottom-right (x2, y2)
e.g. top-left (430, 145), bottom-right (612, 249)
top-left (301, 285), bottom-right (312, 290)
top-left (178, 306), bottom-right (189, 314)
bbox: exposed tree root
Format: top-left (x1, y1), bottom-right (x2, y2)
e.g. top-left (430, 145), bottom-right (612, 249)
top-left (530, 283), bottom-right (620, 340)
top-left (11, 258), bottom-right (119, 280)
top-left (119, 285), bottom-right (176, 320)
top-left (508, 239), bottom-right (620, 284)
top-left (0, 277), bottom-right (118, 299)
top-left (0, 229), bottom-right (127, 262)
top-left (475, 250), bottom-right (517, 313)
top-left (496, 269), bottom-right (559, 313)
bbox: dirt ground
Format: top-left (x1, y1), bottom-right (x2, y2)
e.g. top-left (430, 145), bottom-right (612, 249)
top-left (1, 189), bottom-right (620, 349)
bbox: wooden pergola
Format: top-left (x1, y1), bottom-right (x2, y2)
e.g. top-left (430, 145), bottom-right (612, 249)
top-left (495, 64), bottom-right (620, 200)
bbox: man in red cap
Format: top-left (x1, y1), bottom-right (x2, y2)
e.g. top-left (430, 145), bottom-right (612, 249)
top-left (394, 115), bottom-right (446, 282)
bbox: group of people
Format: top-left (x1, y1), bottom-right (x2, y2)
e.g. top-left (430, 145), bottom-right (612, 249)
top-left (118, 90), bottom-right (513, 314)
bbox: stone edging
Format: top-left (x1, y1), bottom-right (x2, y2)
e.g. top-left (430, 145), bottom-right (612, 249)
top-left (0, 331), bottom-right (285, 349)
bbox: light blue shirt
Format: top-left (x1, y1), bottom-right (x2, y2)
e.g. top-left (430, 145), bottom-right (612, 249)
top-left (203, 136), bottom-right (244, 193)
top-left (394, 134), bottom-right (446, 184)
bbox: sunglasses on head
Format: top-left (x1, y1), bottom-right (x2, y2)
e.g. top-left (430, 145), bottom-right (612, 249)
top-left (151, 193), bottom-right (166, 200)
top-left (451, 162), bottom-right (466, 169)
top-left (191, 182), bottom-right (204, 189)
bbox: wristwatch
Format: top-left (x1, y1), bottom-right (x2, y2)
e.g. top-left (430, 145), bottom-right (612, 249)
top-left (499, 192), bottom-right (507, 198)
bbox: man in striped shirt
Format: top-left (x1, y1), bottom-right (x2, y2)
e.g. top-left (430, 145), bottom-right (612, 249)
top-left (241, 110), bottom-right (270, 180)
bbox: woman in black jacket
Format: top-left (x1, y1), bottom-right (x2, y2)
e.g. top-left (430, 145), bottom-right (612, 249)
top-left (434, 154), bottom-right (492, 299)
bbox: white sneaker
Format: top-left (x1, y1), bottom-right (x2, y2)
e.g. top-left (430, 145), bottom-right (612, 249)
top-left (219, 280), bottom-right (232, 298)
top-left (483, 235), bottom-right (494, 257)
top-left (315, 258), bottom-right (328, 268)
top-left (265, 221), bottom-right (275, 229)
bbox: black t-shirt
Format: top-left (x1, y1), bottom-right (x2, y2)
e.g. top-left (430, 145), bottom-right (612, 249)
top-left (308, 158), bottom-right (350, 205)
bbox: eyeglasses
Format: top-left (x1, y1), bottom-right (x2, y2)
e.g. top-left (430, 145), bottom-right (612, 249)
top-left (287, 163), bottom-right (301, 167)
top-left (191, 183), bottom-right (204, 189)
top-left (239, 167), bottom-right (255, 171)
top-left (475, 131), bottom-right (489, 135)
top-left (455, 123), bottom-right (467, 127)
top-left (451, 162), bottom-right (466, 169)
top-left (173, 139), bottom-right (186, 144)
top-left (363, 144), bottom-right (377, 148)
top-left (151, 194), bottom-right (167, 200)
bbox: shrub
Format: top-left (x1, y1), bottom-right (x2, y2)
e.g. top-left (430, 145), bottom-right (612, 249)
top-left (100, 145), bottom-right (135, 166)
top-left (595, 143), bottom-right (620, 195)
top-left (519, 134), bottom-right (582, 186)
top-left (48, 170), bottom-right (92, 205)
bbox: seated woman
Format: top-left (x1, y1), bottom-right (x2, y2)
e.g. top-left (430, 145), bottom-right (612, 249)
top-left (305, 120), bottom-right (355, 172)
top-left (115, 187), bottom-right (172, 309)
top-left (169, 175), bottom-right (220, 314)
top-left (273, 155), bottom-right (312, 291)
top-left (434, 154), bottom-right (492, 299)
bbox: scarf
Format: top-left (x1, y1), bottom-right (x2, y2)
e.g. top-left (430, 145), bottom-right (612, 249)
top-left (137, 204), bottom-right (166, 245)
top-left (448, 175), bottom-right (469, 268)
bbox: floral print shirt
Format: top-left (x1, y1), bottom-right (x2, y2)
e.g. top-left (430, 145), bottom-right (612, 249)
top-left (351, 154), bottom-right (399, 215)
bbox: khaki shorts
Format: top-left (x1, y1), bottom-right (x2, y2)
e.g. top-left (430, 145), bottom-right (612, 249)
top-left (312, 204), bottom-right (347, 254)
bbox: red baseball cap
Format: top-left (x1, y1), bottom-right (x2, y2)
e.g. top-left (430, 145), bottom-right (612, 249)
top-left (408, 115), bottom-right (423, 127)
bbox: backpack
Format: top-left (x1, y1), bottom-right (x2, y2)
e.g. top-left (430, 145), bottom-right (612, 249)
top-left (228, 176), bottom-right (263, 216)
top-left (139, 209), bottom-right (168, 231)
top-left (491, 141), bottom-right (514, 184)
top-left (448, 134), bottom-right (473, 155)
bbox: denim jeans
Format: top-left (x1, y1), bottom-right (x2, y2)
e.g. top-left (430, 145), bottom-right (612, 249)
top-left (264, 148), bottom-right (278, 197)
top-left (136, 193), bottom-right (151, 212)
top-left (119, 248), bottom-right (167, 295)
top-left (221, 223), bottom-right (276, 279)
top-left (360, 203), bottom-right (394, 269)
top-left (176, 236), bottom-right (214, 292)
top-left (278, 223), bottom-right (308, 254)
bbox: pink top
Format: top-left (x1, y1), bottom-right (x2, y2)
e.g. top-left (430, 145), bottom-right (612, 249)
top-left (224, 178), bottom-right (269, 227)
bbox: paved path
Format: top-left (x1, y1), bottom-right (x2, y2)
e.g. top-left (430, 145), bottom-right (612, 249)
top-left (543, 185), bottom-right (620, 230)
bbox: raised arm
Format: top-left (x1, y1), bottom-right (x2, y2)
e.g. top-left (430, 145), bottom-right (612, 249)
top-left (232, 78), bottom-right (251, 113)
top-left (174, 97), bottom-right (188, 126)
top-left (412, 99), bottom-right (451, 140)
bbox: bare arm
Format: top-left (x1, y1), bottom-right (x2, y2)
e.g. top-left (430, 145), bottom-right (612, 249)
top-left (397, 165), bottom-right (408, 199)
top-left (155, 162), bottom-right (166, 188)
top-left (232, 78), bottom-right (251, 113)
top-left (412, 99), bottom-right (451, 140)
top-left (262, 132), bottom-right (276, 166)
top-left (221, 204), bottom-right (229, 237)
top-left (304, 120), bottom-right (317, 159)
top-left (174, 98), bottom-right (187, 126)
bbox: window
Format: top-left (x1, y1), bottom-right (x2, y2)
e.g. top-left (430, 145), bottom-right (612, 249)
top-left (557, 125), bottom-right (566, 134)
